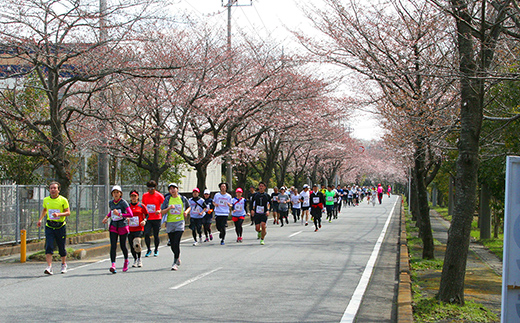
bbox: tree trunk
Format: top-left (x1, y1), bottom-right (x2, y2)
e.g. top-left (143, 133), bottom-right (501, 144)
top-left (414, 148), bottom-right (435, 260)
top-left (195, 163), bottom-right (209, 191)
top-left (438, 1), bottom-right (482, 304)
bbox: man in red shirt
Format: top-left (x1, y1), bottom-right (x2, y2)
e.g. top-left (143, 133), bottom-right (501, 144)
top-left (141, 180), bottom-right (165, 257)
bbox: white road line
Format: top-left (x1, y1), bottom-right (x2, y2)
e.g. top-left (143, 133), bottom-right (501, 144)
top-left (340, 198), bottom-right (398, 323)
top-left (289, 231), bottom-right (302, 238)
top-left (170, 267), bottom-right (223, 290)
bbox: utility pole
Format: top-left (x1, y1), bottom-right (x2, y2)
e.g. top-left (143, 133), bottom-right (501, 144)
top-left (98, 0), bottom-right (110, 194)
top-left (221, 0), bottom-right (252, 190)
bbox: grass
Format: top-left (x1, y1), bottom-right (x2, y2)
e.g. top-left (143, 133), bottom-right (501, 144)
top-left (28, 247), bottom-right (80, 261)
top-left (405, 202), bottom-right (499, 322)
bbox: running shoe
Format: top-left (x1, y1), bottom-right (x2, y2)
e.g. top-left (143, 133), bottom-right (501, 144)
top-left (193, 241), bottom-right (198, 246)
top-left (60, 263), bottom-right (67, 274)
top-left (145, 250), bottom-right (152, 257)
top-left (239, 237), bottom-right (243, 243)
top-left (204, 238), bottom-right (209, 242)
top-left (167, 239), bottom-right (171, 246)
top-left (137, 258), bottom-right (143, 267)
top-left (281, 223), bottom-right (284, 227)
top-left (44, 266), bottom-right (53, 275)
top-left (319, 224), bottom-right (322, 228)
top-left (171, 263), bottom-right (178, 271)
top-left (154, 250), bottom-right (159, 257)
top-left (210, 234), bottom-right (213, 241)
top-left (315, 228), bottom-right (319, 232)
top-left (236, 238), bottom-right (240, 243)
top-left (132, 259), bottom-right (138, 267)
top-left (329, 220), bottom-right (332, 223)
top-left (260, 239), bottom-right (265, 245)
top-left (305, 222), bottom-right (308, 226)
top-left (257, 231), bottom-right (262, 239)
top-left (109, 263), bottom-right (117, 274)
top-left (220, 240), bottom-right (225, 245)
top-left (175, 258), bottom-right (181, 266)
top-left (123, 259), bottom-right (129, 272)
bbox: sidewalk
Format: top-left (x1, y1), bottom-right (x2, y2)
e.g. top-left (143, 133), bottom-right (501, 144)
top-left (423, 211), bottom-right (502, 317)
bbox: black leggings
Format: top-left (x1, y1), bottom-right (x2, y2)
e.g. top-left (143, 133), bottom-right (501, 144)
top-left (311, 208), bottom-right (322, 230)
top-left (216, 216), bottom-right (228, 241)
top-left (168, 231), bottom-right (183, 261)
top-left (203, 222), bottom-right (212, 238)
top-left (234, 218), bottom-right (244, 238)
top-left (128, 231), bottom-right (143, 260)
top-left (110, 231), bottom-right (128, 263)
top-left (145, 219), bottom-right (161, 252)
top-left (292, 208), bottom-right (301, 222)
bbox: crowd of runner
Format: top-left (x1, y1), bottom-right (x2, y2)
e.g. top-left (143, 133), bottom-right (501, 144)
top-left (38, 181), bottom-right (391, 275)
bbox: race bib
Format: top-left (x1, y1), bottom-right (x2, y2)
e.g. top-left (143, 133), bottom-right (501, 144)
top-left (48, 209), bottom-right (61, 220)
top-left (327, 196), bottom-right (333, 202)
top-left (256, 205), bottom-right (265, 214)
top-left (146, 204), bottom-right (156, 213)
top-left (313, 197), bottom-right (320, 204)
top-left (111, 210), bottom-right (123, 221)
top-left (218, 199), bottom-right (227, 206)
top-left (235, 204), bottom-right (243, 211)
top-left (169, 204), bottom-right (182, 215)
top-left (128, 216), bottom-right (139, 227)
top-left (303, 197), bottom-right (310, 207)
top-left (334, 198), bottom-right (338, 203)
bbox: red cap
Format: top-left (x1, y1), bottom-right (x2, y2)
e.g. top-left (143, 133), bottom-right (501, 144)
top-left (193, 188), bottom-right (200, 193)
top-left (236, 188), bottom-right (243, 193)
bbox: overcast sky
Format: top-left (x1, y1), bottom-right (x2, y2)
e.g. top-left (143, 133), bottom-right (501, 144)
top-left (173, 0), bottom-right (382, 141)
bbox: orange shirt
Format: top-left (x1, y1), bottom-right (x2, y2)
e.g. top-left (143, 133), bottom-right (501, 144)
top-left (142, 191), bottom-right (165, 220)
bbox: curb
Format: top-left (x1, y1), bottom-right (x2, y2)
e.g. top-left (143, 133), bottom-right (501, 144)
top-left (398, 200), bottom-right (414, 323)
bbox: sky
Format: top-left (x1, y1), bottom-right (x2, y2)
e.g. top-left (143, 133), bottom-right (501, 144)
top-left (173, 0), bottom-right (382, 141)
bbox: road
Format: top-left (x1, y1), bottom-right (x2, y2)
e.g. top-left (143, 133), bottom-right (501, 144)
top-left (0, 195), bottom-right (400, 322)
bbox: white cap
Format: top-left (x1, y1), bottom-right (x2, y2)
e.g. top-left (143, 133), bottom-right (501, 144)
top-left (204, 189), bottom-right (211, 194)
top-left (303, 184), bottom-right (309, 189)
top-left (168, 183), bottom-right (178, 188)
top-left (111, 185), bottom-right (122, 193)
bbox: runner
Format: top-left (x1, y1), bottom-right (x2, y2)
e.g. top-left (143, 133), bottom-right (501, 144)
top-left (371, 187), bottom-right (377, 206)
top-left (202, 189), bottom-right (214, 242)
top-left (189, 188), bottom-right (207, 246)
top-left (387, 185), bottom-right (392, 198)
top-left (335, 185), bottom-right (343, 218)
top-left (160, 183), bottom-right (190, 271)
top-left (310, 184), bottom-right (325, 232)
top-left (37, 181), bottom-right (71, 275)
top-left (251, 182), bottom-right (270, 245)
top-left (141, 180), bottom-right (164, 257)
top-left (271, 187), bottom-right (280, 225)
top-left (231, 188), bottom-right (247, 242)
top-left (128, 190), bottom-right (148, 268)
top-left (377, 183), bottom-right (384, 204)
top-left (213, 182), bottom-right (233, 245)
top-left (277, 186), bottom-right (290, 227)
top-left (102, 185), bottom-right (133, 274)
top-left (290, 187), bottom-right (301, 223)
top-left (325, 185), bottom-right (335, 223)
top-left (299, 184), bottom-right (311, 226)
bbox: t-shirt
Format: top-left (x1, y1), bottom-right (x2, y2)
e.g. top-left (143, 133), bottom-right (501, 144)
top-left (129, 203), bottom-right (148, 232)
top-left (300, 190), bottom-right (310, 207)
top-left (252, 192), bottom-right (271, 215)
top-left (325, 190), bottom-right (335, 206)
top-left (213, 192), bottom-right (232, 217)
top-left (231, 197), bottom-right (247, 217)
top-left (142, 191), bottom-right (165, 221)
top-left (189, 197), bottom-right (207, 219)
top-left (310, 191), bottom-right (325, 209)
top-left (108, 199), bottom-right (132, 227)
top-left (43, 195), bottom-right (69, 227)
top-left (277, 193), bottom-right (290, 212)
top-left (290, 192), bottom-right (301, 209)
top-left (271, 192), bottom-right (280, 207)
top-left (161, 194), bottom-right (190, 233)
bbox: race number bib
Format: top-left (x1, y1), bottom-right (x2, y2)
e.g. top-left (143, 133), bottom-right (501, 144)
top-left (111, 210), bottom-right (123, 221)
top-left (235, 204), bottom-right (243, 211)
top-left (146, 204), bottom-right (156, 214)
top-left (48, 209), bottom-right (61, 220)
top-left (256, 205), bottom-right (265, 214)
top-left (327, 196), bottom-right (333, 202)
top-left (169, 204), bottom-right (182, 215)
top-left (313, 197), bottom-right (320, 204)
top-left (128, 216), bottom-right (139, 227)
top-left (218, 198), bottom-right (227, 206)
top-left (302, 197), bottom-right (310, 207)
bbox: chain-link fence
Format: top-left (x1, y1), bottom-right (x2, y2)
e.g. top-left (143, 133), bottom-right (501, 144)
top-left (0, 185), bottom-right (110, 245)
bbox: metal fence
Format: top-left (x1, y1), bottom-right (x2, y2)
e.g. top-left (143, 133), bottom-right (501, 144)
top-left (0, 184), bottom-right (172, 245)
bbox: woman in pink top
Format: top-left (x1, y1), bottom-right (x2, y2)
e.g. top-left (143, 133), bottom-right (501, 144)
top-left (377, 184), bottom-right (384, 204)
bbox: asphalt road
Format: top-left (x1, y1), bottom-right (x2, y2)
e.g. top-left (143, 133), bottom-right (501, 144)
top-left (0, 195), bottom-right (400, 322)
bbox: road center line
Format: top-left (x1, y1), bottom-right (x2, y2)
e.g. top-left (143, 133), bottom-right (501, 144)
top-left (170, 267), bottom-right (223, 290)
top-left (340, 198), bottom-right (398, 323)
top-left (289, 231), bottom-right (302, 238)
